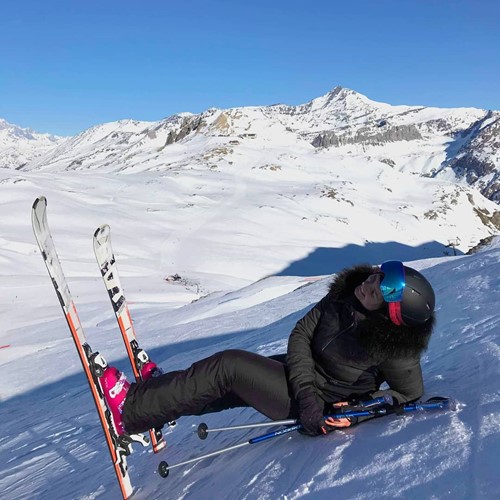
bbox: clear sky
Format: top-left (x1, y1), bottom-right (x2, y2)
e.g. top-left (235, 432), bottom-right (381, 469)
top-left (1, 0), bottom-right (498, 136)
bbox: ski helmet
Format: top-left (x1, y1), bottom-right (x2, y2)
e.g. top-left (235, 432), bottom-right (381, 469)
top-left (379, 261), bottom-right (435, 326)
top-left (399, 266), bottom-right (435, 326)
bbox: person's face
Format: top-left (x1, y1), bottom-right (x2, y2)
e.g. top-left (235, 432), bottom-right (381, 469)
top-left (354, 272), bottom-right (385, 311)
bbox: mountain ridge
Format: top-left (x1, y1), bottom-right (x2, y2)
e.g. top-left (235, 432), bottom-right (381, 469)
top-left (2, 86), bottom-right (497, 203)
top-left (0, 87), bottom-right (498, 261)
top-left (0, 118), bottom-right (64, 170)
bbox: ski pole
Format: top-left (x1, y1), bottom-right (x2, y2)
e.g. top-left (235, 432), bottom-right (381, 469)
top-left (322, 397), bottom-right (454, 419)
top-left (322, 397), bottom-right (454, 420)
top-left (401, 397), bottom-right (455, 412)
top-left (197, 395), bottom-right (393, 439)
top-left (197, 419), bottom-right (297, 438)
top-left (158, 424), bottom-right (301, 478)
top-left (159, 396), bottom-right (453, 479)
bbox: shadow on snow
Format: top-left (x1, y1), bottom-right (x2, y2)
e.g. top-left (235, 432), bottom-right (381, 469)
top-left (0, 307), bottom-right (312, 498)
top-left (275, 240), bottom-right (462, 277)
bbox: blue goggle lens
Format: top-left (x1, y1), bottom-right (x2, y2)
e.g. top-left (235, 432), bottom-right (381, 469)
top-left (379, 261), bottom-right (406, 303)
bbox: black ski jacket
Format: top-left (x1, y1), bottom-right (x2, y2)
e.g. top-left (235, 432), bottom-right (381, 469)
top-left (287, 265), bottom-right (435, 405)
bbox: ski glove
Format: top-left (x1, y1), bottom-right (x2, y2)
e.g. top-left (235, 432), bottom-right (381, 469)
top-left (297, 387), bottom-right (335, 436)
top-left (298, 389), bottom-right (357, 436)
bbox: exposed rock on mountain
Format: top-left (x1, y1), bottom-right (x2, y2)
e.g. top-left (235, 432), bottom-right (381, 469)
top-left (443, 112), bottom-right (500, 202)
top-left (312, 123), bottom-right (423, 148)
top-left (5, 86), bottom-right (496, 203)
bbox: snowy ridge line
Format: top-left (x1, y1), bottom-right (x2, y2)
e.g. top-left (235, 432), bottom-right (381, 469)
top-left (1, 86), bottom-right (499, 204)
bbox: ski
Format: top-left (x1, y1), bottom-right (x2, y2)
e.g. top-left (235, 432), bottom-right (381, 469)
top-left (93, 224), bottom-right (166, 453)
top-left (31, 196), bottom-right (138, 500)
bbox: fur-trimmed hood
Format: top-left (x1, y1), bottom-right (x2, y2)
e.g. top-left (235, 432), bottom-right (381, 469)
top-left (328, 264), bottom-right (435, 360)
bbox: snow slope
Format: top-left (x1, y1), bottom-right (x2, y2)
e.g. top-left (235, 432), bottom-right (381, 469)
top-left (0, 187), bottom-right (499, 498)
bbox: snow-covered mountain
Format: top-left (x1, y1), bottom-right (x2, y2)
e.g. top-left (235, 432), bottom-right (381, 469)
top-left (0, 118), bottom-right (64, 170)
top-left (3, 87), bottom-right (499, 206)
top-left (2, 87), bottom-right (498, 266)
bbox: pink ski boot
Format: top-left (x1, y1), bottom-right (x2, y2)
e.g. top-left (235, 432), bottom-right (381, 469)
top-left (101, 366), bottom-right (131, 435)
top-left (140, 360), bottom-right (163, 380)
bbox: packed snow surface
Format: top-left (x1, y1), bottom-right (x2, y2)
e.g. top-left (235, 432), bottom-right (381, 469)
top-left (0, 169), bottom-right (499, 498)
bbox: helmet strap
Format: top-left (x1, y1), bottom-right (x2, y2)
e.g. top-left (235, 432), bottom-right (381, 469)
top-left (388, 302), bottom-right (405, 326)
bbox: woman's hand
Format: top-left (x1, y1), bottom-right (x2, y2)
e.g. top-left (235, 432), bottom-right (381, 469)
top-left (297, 388), bottom-right (328, 435)
top-left (323, 401), bottom-right (355, 428)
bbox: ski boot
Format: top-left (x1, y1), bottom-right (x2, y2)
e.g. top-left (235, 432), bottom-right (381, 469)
top-left (101, 366), bottom-right (131, 436)
top-left (140, 360), bottom-right (163, 380)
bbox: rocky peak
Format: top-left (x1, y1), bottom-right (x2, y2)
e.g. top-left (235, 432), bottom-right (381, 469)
top-left (444, 112), bottom-right (500, 202)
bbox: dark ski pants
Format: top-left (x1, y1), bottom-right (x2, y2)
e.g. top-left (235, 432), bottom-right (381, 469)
top-left (122, 349), bottom-right (299, 434)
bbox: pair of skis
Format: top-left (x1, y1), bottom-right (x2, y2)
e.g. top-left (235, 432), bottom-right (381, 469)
top-left (31, 196), bottom-right (164, 499)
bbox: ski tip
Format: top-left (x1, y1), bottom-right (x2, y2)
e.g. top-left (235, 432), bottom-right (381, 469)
top-left (32, 196), bottom-right (47, 210)
top-left (31, 196), bottom-right (48, 231)
top-left (93, 224), bottom-right (111, 240)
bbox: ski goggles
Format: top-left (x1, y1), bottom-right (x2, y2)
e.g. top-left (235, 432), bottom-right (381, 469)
top-left (379, 260), bottom-right (406, 303)
top-left (379, 260), bottom-right (406, 326)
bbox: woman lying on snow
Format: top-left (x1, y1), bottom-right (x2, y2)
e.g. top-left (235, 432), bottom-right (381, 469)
top-left (101, 260), bottom-right (436, 437)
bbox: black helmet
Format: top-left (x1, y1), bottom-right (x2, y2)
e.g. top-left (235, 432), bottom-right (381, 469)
top-left (400, 266), bottom-right (435, 325)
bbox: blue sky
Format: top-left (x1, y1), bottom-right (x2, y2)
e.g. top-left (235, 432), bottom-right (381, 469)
top-left (1, 0), bottom-right (498, 136)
